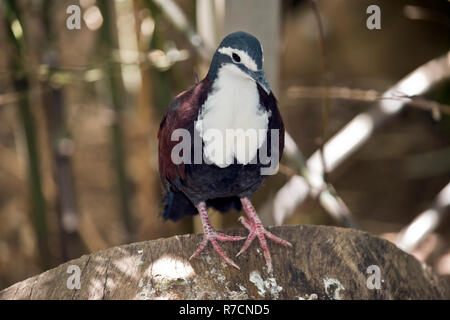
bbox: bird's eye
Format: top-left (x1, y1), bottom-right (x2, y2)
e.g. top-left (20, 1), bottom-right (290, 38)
top-left (232, 53), bottom-right (241, 63)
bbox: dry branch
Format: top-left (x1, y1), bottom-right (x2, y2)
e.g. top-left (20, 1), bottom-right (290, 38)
top-left (1, 225), bottom-right (449, 300)
top-left (396, 182), bottom-right (450, 252)
top-left (271, 52), bottom-right (450, 226)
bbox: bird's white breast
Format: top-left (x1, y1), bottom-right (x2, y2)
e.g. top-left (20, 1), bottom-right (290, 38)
top-left (196, 64), bottom-right (270, 167)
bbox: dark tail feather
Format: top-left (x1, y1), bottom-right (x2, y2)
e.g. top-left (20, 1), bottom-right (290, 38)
top-left (163, 190), bottom-right (197, 221)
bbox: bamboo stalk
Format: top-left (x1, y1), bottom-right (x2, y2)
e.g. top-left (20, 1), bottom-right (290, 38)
top-left (1, 0), bottom-right (51, 268)
top-left (38, 0), bottom-right (86, 262)
top-left (98, 0), bottom-right (134, 241)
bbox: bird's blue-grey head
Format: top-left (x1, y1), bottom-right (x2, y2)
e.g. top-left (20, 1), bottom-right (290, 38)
top-left (207, 31), bottom-right (271, 94)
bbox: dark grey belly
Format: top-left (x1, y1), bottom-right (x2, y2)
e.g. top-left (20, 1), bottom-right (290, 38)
top-left (180, 162), bottom-right (266, 204)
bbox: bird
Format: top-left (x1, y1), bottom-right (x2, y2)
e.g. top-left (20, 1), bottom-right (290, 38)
top-left (158, 31), bottom-right (291, 272)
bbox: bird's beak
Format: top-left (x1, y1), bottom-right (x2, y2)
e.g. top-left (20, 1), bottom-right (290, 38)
top-left (249, 70), bottom-right (271, 95)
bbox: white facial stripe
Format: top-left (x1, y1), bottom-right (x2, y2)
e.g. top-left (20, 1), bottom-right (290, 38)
top-left (218, 46), bottom-right (258, 71)
top-left (260, 43), bottom-right (264, 63)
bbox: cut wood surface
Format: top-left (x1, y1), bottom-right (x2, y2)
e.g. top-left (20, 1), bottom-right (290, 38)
top-left (1, 224), bottom-right (449, 300)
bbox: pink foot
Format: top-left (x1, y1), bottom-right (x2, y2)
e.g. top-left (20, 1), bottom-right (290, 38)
top-left (189, 202), bottom-right (245, 269)
top-left (237, 198), bottom-right (292, 272)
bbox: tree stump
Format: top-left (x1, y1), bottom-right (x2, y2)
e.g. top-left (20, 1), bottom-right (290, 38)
top-left (1, 225), bottom-right (449, 299)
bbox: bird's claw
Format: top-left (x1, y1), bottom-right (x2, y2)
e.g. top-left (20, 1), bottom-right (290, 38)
top-left (237, 216), bottom-right (292, 272)
top-left (189, 231), bottom-right (244, 270)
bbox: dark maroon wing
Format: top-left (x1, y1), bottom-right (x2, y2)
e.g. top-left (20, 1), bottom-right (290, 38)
top-left (158, 78), bottom-right (212, 190)
top-left (257, 85), bottom-right (285, 162)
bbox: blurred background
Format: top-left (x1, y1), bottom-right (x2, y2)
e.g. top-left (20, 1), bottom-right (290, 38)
top-left (0, 0), bottom-right (449, 290)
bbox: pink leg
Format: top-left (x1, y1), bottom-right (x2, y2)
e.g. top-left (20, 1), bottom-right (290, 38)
top-left (189, 202), bottom-right (245, 269)
top-left (237, 197), bottom-right (292, 272)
